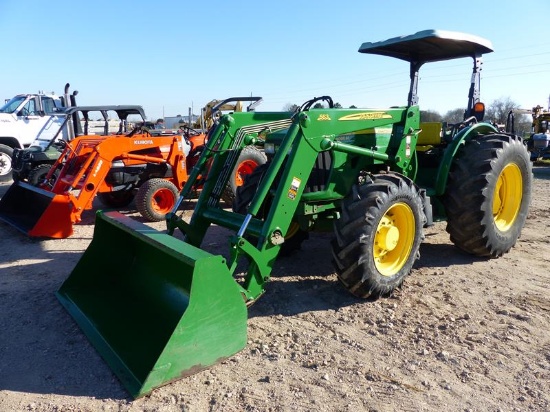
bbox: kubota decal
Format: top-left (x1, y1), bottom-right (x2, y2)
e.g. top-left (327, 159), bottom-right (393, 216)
top-left (134, 140), bottom-right (154, 144)
top-left (92, 159), bottom-right (103, 178)
top-left (339, 112), bottom-right (392, 121)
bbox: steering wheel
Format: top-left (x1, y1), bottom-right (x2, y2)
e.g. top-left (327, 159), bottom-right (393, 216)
top-left (55, 139), bottom-right (67, 149)
top-left (126, 126), bottom-right (151, 137)
top-left (444, 116), bottom-right (478, 140)
top-left (179, 125), bottom-right (201, 139)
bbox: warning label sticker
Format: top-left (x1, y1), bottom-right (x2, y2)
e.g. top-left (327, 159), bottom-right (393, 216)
top-left (288, 177), bottom-right (301, 200)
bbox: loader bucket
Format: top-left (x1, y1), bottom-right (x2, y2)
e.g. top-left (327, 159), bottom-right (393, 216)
top-left (0, 181), bottom-right (73, 238)
top-left (56, 211), bottom-right (248, 398)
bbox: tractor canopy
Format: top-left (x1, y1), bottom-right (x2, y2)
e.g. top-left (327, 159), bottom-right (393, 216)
top-left (359, 29), bottom-right (493, 116)
top-left (358, 29), bottom-right (493, 63)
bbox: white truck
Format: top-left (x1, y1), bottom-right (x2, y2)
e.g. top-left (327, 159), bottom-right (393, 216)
top-left (0, 83), bottom-right (76, 182)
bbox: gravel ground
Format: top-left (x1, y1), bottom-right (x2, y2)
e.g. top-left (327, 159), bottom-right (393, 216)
top-left (0, 166), bottom-right (549, 412)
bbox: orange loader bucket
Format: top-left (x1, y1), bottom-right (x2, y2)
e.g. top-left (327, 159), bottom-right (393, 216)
top-left (0, 181), bottom-right (73, 238)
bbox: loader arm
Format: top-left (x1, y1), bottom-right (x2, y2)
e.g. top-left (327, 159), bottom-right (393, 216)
top-left (168, 105), bottom-right (417, 303)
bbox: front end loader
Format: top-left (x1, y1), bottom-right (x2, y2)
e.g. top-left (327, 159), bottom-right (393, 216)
top-left (57, 30), bottom-right (532, 398)
top-left (0, 128), bottom-right (193, 238)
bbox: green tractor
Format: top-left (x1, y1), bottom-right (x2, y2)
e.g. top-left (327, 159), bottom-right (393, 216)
top-left (56, 30), bottom-right (532, 398)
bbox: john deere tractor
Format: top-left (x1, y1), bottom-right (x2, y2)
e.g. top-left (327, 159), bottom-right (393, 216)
top-left (57, 30), bottom-right (532, 398)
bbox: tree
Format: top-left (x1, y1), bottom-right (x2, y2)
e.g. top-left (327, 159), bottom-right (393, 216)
top-left (485, 97), bottom-right (519, 125)
top-left (420, 110), bottom-right (442, 122)
top-left (485, 97), bottom-right (531, 134)
top-left (444, 108), bottom-right (466, 123)
top-left (283, 103), bottom-right (299, 112)
top-left (334, 102), bottom-right (342, 108)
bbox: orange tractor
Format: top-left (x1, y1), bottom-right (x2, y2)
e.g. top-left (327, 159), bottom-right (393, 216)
top-left (0, 98), bottom-right (266, 238)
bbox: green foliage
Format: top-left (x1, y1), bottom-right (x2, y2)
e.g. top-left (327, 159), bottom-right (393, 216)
top-left (420, 110), bottom-right (442, 122)
top-left (444, 108), bottom-right (466, 123)
top-left (282, 103), bottom-right (299, 112)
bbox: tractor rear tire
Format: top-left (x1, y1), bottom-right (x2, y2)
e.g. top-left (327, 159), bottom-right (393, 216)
top-left (234, 162), bottom-right (308, 254)
top-left (332, 173), bottom-right (426, 298)
top-left (444, 133), bottom-right (532, 257)
top-left (221, 146), bottom-right (267, 206)
top-left (97, 188), bottom-right (135, 208)
top-left (135, 178), bottom-right (179, 221)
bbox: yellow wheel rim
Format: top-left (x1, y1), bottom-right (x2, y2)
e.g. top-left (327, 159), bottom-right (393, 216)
top-left (286, 222), bottom-right (300, 239)
top-left (493, 163), bottom-right (522, 232)
top-left (374, 202), bottom-right (415, 277)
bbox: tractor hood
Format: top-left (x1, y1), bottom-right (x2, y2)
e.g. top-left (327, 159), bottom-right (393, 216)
top-left (359, 29), bottom-right (493, 63)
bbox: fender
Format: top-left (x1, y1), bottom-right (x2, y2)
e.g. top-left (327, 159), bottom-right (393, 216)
top-left (434, 122), bottom-right (499, 195)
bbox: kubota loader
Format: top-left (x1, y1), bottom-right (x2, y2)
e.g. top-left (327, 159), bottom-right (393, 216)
top-left (0, 98), bottom-right (267, 238)
top-left (0, 127), bottom-right (194, 238)
top-left (56, 30), bottom-right (532, 398)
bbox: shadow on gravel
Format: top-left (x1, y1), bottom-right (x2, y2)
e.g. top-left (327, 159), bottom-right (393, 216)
top-left (533, 165), bottom-right (550, 180)
top-left (417, 241), bottom-right (486, 267)
top-left (0, 250), bottom-right (131, 400)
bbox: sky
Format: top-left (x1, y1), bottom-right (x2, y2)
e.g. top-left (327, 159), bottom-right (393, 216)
top-left (1, 0), bottom-right (549, 121)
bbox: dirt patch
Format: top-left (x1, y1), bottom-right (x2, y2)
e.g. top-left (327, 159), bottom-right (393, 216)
top-left (0, 167), bottom-right (549, 411)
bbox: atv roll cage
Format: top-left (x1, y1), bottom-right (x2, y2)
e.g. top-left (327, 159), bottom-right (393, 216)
top-left (41, 105), bottom-right (147, 150)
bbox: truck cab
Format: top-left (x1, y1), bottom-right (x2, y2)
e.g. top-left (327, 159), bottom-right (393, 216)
top-left (0, 84), bottom-right (76, 182)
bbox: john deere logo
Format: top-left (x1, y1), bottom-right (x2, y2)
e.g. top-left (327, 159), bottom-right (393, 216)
top-left (317, 114), bottom-right (331, 121)
top-left (339, 112), bottom-right (392, 121)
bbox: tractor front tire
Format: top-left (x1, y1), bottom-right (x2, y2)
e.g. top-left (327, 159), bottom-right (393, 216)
top-left (332, 173), bottom-right (426, 298)
top-left (234, 162), bottom-right (308, 254)
top-left (28, 164), bottom-right (54, 187)
top-left (445, 133), bottom-right (532, 257)
top-left (135, 178), bottom-right (179, 221)
top-left (97, 188), bottom-right (135, 208)
top-left (222, 146), bottom-right (267, 206)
